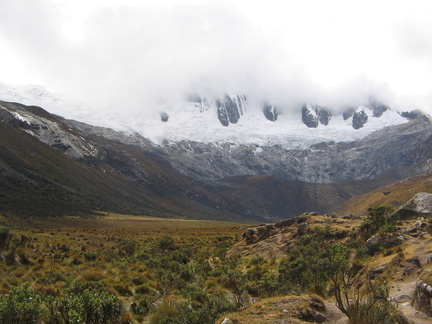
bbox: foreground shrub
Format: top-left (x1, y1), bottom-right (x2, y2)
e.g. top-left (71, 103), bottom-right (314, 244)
top-left (0, 283), bottom-right (121, 324)
top-left (0, 284), bottom-right (42, 324)
top-left (150, 293), bottom-right (235, 324)
top-left (360, 206), bottom-right (396, 239)
top-left (47, 288), bottom-right (121, 324)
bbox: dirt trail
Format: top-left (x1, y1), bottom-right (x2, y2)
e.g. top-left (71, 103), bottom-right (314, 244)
top-left (389, 236), bottom-right (432, 324)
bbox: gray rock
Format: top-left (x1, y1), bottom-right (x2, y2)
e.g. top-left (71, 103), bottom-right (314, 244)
top-left (393, 192), bottom-right (432, 220)
top-left (221, 318), bottom-right (233, 324)
top-left (297, 222), bottom-right (308, 231)
top-left (160, 112), bottom-right (169, 122)
top-left (314, 312), bottom-right (327, 323)
top-left (342, 107), bottom-right (356, 120)
top-left (353, 109), bottom-right (368, 129)
top-left (302, 105), bottom-right (319, 128)
top-left (360, 234), bottom-right (408, 256)
top-left (317, 106), bottom-right (332, 126)
top-left (301, 104), bottom-right (332, 128)
top-left (216, 94), bottom-right (246, 126)
top-left (263, 104), bottom-right (279, 121)
top-left (395, 294), bottom-right (411, 303)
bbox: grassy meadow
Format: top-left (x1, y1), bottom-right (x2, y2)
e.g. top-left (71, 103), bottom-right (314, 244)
top-left (0, 213), bottom-right (251, 323)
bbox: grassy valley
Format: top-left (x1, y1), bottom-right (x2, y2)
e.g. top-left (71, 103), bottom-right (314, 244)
top-left (1, 200), bottom-right (432, 323)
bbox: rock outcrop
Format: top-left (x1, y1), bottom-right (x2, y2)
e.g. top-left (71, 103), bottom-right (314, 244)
top-left (263, 104), bottom-right (279, 121)
top-left (216, 95), bottom-right (246, 126)
top-left (352, 109), bottom-right (368, 129)
top-left (392, 192), bottom-right (432, 220)
top-left (301, 105), bottom-right (332, 128)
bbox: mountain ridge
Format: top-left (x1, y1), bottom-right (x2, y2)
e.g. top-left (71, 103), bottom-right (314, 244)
top-left (1, 83), bottom-right (432, 222)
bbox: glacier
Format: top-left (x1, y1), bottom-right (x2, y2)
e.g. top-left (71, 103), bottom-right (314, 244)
top-left (0, 82), bottom-right (409, 150)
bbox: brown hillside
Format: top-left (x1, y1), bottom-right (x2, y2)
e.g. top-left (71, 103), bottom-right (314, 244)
top-left (334, 173), bottom-right (432, 216)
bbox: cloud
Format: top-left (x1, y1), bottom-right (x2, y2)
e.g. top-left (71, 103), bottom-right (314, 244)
top-left (0, 0), bottom-right (432, 114)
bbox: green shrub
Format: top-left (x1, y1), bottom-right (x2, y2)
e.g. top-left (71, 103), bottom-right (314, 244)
top-left (84, 251), bottom-right (99, 261)
top-left (150, 293), bottom-right (235, 324)
top-left (360, 206), bottom-right (396, 239)
top-left (0, 284), bottom-right (42, 324)
top-left (49, 288), bottom-right (121, 324)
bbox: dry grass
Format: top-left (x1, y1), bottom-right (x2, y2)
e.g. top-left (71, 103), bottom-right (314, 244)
top-left (335, 173), bottom-right (432, 216)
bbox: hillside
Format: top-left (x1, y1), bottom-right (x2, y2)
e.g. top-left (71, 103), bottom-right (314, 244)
top-left (334, 173), bottom-right (432, 216)
top-left (1, 98), bottom-right (432, 222)
top-left (219, 210), bottom-right (432, 323)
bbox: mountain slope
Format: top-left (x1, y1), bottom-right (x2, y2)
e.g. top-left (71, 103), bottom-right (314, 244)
top-left (1, 100), bottom-right (414, 222)
top-left (1, 87), bottom-right (432, 222)
top-left (334, 172), bottom-right (432, 216)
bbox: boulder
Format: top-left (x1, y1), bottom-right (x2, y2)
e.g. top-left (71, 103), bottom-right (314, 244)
top-left (360, 233), bottom-right (408, 256)
top-left (392, 192), bottom-right (432, 220)
top-left (395, 294), bottom-right (411, 303)
top-left (297, 222), bottom-right (308, 231)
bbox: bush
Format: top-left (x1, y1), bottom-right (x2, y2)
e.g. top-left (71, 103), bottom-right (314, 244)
top-left (84, 251), bottom-right (99, 261)
top-left (360, 206), bottom-right (395, 239)
top-left (48, 288), bottom-right (121, 324)
top-left (0, 284), bottom-right (42, 324)
top-left (150, 293), bottom-right (235, 324)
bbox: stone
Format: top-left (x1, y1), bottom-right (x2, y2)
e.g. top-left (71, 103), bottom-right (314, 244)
top-left (395, 294), bottom-right (411, 303)
top-left (314, 312), bottom-right (327, 323)
top-left (297, 222), bottom-right (308, 231)
top-left (221, 318), bottom-right (233, 324)
top-left (392, 192), bottom-right (432, 220)
top-left (360, 234), bottom-right (407, 256)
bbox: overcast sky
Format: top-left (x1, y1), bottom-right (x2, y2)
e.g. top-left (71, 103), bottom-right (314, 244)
top-left (0, 0), bottom-right (431, 113)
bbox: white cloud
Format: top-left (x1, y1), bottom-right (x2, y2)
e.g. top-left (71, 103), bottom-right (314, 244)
top-left (0, 0), bottom-right (431, 114)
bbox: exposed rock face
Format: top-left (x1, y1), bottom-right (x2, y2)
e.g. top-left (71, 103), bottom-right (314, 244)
top-left (0, 102), bottom-right (99, 159)
top-left (301, 105), bottom-right (332, 128)
top-left (1, 98), bottom-right (432, 221)
top-left (159, 117), bottom-right (432, 183)
top-left (343, 107), bottom-right (356, 120)
top-left (263, 104), bottom-right (279, 121)
top-left (352, 109), bottom-right (368, 129)
top-left (302, 105), bottom-right (318, 127)
top-left (412, 281), bottom-right (432, 316)
top-left (393, 192), bottom-right (432, 220)
top-left (160, 112), bottom-right (169, 122)
top-left (317, 106), bottom-right (332, 125)
top-left (216, 95), bottom-right (246, 126)
top-left (372, 104), bottom-right (389, 117)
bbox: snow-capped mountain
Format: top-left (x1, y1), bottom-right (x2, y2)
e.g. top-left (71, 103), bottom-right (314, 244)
top-left (1, 83), bottom-right (432, 221)
top-left (0, 82), bottom-right (409, 150)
